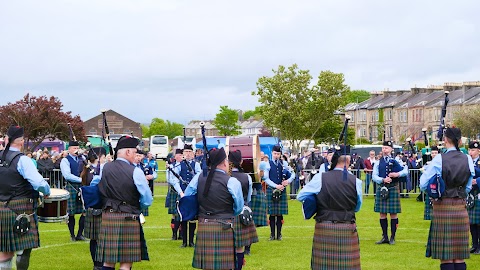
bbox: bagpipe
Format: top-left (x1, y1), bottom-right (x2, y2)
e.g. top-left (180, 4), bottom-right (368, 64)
top-left (101, 109), bottom-right (114, 156)
top-left (302, 115), bottom-right (350, 220)
top-left (421, 128), bottom-right (433, 165)
top-left (437, 91), bottom-right (450, 150)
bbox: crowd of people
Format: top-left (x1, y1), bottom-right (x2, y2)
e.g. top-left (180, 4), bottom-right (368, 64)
top-left (1, 124), bottom-right (479, 270)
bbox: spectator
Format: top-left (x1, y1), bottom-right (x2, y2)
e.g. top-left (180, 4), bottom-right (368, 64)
top-left (364, 150), bottom-right (376, 194)
top-left (350, 153), bottom-right (365, 179)
top-left (37, 151), bottom-right (55, 180)
top-left (26, 152), bottom-right (37, 168)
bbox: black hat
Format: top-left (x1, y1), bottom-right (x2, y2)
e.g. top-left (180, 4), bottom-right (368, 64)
top-left (208, 147), bottom-right (227, 168)
top-left (469, 141), bottom-right (480, 149)
top-left (431, 145), bottom-right (439, 151)
top-left (136, 149), bottom-right (145, 155)
top-left (383, 141), bottom-right (393, 147)
top-left (183, 144), bottom-right (193, 151)
top-left (68, 141), bottom-right (80, 147)
top-left (445, 127), bottom-right (462, 142)
top-left (115, 135), bottom-right (139, 150)
top-left (175, 148), bottom-right (183, 155)
top-left (329, 145), bottom-right (346, 171)
top-left (327, 148), bottom-right (334, 154)
top-left (228, 150), bottom-right (242, 165)
top-left (272, 145), bottom-right (281, 153)
top-left (7, 125), bottom-right (24, 141)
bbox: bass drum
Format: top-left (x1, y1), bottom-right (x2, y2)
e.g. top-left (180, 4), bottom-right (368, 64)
top-left (225, 135), bottom-right (262, 182)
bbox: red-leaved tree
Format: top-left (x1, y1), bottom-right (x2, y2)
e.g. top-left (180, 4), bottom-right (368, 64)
top-left (0, 94), bottom-right (86, 151)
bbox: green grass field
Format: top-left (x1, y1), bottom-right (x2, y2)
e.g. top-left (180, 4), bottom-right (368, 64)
top-left (29, 184), bottom-right (480, 270)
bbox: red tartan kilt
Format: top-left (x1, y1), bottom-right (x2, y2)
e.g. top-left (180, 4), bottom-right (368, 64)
top-left (0, 198), bottom-right (40, 252)
top-left (233, 215), bottom-right (259, 248)
top-left (312, 222), bottom-right (360, 270)
top-left (193, 218), bottom-right (235, 270)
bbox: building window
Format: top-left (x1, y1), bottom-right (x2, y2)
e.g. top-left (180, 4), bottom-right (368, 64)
top-left (350, 113), bottom-right (355, 122)
top-left (375, 111), bottom-right (379, 121)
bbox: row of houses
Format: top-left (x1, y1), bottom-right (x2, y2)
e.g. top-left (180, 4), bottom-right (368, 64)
top-left (343, 81), bottom-right (480, 144)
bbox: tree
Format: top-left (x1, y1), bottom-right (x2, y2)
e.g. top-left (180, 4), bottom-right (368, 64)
top-left (143, 118), bottom-right (183, 139)
top-left (243, 106), bottom-right (262, 120)
top-left (345, 90), bottom-right (371, 104)
top-left (253, 64), bottom-right (350, 153)
top-left (213, 106), bottom-right (241, 136)
top-left (454, 105), bottom-right (480, 139)
top-left (0, 94), bottom-right (85, 151)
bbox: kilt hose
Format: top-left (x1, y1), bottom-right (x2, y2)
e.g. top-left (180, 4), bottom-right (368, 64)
top-left (233, 215), bottom-right (259, 248)
top-left (311, 222), bottom-right (360, 270)
top-left (467, 194), bottom-right (480, 224)
top-left (65, 182), bottom-right (84, 215)
top-left (424, 196), bottom-right (433, 220)
top-left (0, 198), bottom-right (40, 252)
top-left (193, 218), bottom-right (235, 270)
top-left (96, 211), bottom-right (149, 263)
top-left (426, 198), bottom-right (469, 260)
top-left (141, 207), bottom-right (149, 217)
top-left (266, 187), bottom-right (288, 215)
top-left (374, 185), bottom-right (402, 214)
top-left (249, 188), bottom-right (267, 227)
top-left (84, 208), bottom-right (102, 240)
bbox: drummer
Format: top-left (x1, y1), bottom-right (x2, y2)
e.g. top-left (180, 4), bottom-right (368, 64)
top-left (80, 147), bottom-right (105, 270)
top-left (0, 125), bottom-right (51, 270)
top-left (60, 139), bottom-right (86, 242)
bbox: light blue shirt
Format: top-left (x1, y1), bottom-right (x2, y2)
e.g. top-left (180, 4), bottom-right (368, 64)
top-left (372, 156), bottom-right (409, 184)
top-left (419, 148), bottom-right (474, 193)
top-left (184, 169), bottom-right (245, 216)
top-left (89, 163), bottom-right (105, 186)
top-left (168, 160), bottom-right (202, 194)
top-left (263, 159), bottom-right (295, 188)
top-left (319, 163), bottom-right (328, 173)
top-left (10, 147), bottom-right (50, 196)
top-left (60, 154), bottom-right (82, 183)
top-left (118, 158), bottom-right (153, 210)
top-left (297, 168), bottom-right (363, 212)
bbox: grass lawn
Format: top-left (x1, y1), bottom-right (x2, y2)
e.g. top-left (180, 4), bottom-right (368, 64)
top-left (30, 184), bottom-right (480, 269)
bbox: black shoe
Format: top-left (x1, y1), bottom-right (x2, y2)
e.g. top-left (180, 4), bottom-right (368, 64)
top-left (269, 235), bottom-right (275, 241)
top-left (171, 234), bottom-right (178, 240)
top-left (180, 243), bottom-right (187, 248)
top-left (470, 247), bottom-right (477, 253)
top-left (244, 248), bottom-right (251, 256)
top-left (375, 237), bottom-right (389, 244)
top-left (389, 237), bottom-right (395, 245)
top-left (178, 235), bottom-right (183, 240)
top-left (189, 242), bottom-right (195, 247)
top-left (277, 234), bottom-right (282, 241)
top-left (75, 235), bottom-right (86, 241)
top-left (475, 249), bottom-right (480, 255)
top-left (70, 236), bottom-right (76, 242)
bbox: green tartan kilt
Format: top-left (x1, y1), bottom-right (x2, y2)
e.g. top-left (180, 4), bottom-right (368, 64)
top-left (426, 198), bottom-right (469, 260)
top-left (0, 198), bottom-right (40, 252)
top-left (233, 215), bottom-right (259, 248)
top-left (467, 194), bottom-right (480, 224)
top-left (424, 196), bottom-right (433, 221)
top-left (374, 185), bottom-right (402, 214)
top-left (249, 188), bottom-right (267, 227)
top-left (312, 222), bottom-right (361, 270)
top-left (96, 211), bottom-right (148, 263)
top-left (266, 187), bottom-right (288, 215)
top-left (84, 208), bottom-right (102, 240)
top-left (168, 187), bottom-right (179, 215)
top-left (193, 218), bottom-right (235, 270)
top-left (65, 182), bottom-right (84, 215)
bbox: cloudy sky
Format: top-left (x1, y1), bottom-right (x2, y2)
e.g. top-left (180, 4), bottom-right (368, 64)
top-left (1, 0), bottom-right (479, 125)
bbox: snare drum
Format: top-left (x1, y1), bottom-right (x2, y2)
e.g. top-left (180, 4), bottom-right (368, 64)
top-left (225, 135), bottom-right (261, 182)
top-left (37, 188), bottom-right (70, 223)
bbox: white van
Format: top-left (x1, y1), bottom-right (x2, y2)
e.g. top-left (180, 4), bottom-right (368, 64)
top-left (150, 135), bottom-right (169, 160)
top-left (174, 136), bottom-right (196, 150)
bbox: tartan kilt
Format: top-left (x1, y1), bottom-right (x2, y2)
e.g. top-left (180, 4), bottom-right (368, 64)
top-left (233, 215), bottom-right (259, 248)
top-left (168, 187), bottom-right (179, 215)
top-left (266, 187), bottom-right (288, 215)
top-left (193, 218), bottom-right (235, 270)
top-left (311, 222), bottom-right (360, 270)
top-left (165, 188), bottom-right (170, 208)
top-left (84, 208), bottom-right (102, 240)
top-left (249, 189), bottom-right (267, 227)
top-left (0, 198), bottom-right (40, 252)
top-left (424, 196), bottom-right (432, 220)
top-left (374, 185), bottom-right (401, 214)
top-left (426, 198), bottom-right (469, 260)
top-left (96, 211), bottom-right (148, 263)
top-left (467, 195), bottom-right (480, 224)
top-left (65, 182), bottom-right (84, 215)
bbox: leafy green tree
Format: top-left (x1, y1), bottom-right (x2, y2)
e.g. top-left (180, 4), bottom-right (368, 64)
top-left (345, 90), bottom-right (371, 104)
top-left (214, 106), bottom-right (241, 136)
top-left (253, 64), bottom-right (350, 153)
top-left (454, 105), bottom-right (480, 139)
top-left (143, 118), bottom-right (183, 139)
top-left (243, 106), bottom-right (262, 120)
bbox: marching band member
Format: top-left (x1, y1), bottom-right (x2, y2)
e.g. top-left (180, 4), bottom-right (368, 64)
top-left (419, 127), bottom-right (474, 270)
top-left (0, 126), bottom-right (50, 270)
top-left (318, 149), bottom-right (334, 173)
top-left (133, 150), bottom-right (154, 217)
top-left (372, 140), bottom-right (408, 245)
top-left (467, 141), bottom-right (480, 255)
top-left (166, 149), bottom-right (183, 240)
top-left (142, 152), bottom-right (158, 194)
top-left (423, 145), bottom-right (439, 221)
